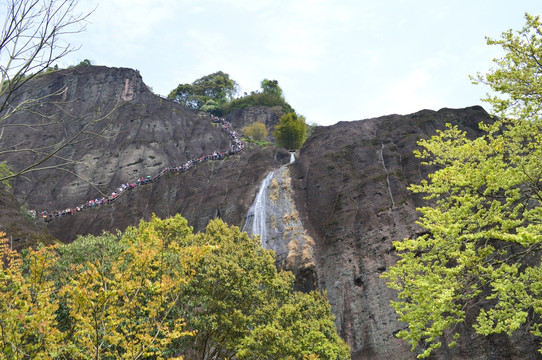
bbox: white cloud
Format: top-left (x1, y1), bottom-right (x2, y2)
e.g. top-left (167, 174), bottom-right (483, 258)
top-left (371, 69), bottom-right (444, 116)
top-left (186, 29), bottom-right (230, 59)
top-left (59, 0), bottom-right (542, 125)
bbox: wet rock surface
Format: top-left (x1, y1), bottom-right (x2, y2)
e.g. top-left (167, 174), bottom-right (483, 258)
top-left (243, 162), bottom-right (318, 291)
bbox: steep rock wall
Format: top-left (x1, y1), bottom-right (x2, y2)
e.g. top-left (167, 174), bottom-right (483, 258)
top-left (291, 106), bottom-right (541, 359)
top-left (227, 105), bottom-right (283, 141)
top-left (1, 66), bottom-right (291, 240)
top-left (226, 105), bottom-right (283, 129)
top-left (44, 146), bottom-right (290, 242)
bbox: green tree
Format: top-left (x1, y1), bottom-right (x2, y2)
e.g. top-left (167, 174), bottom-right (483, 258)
top-left (77, 59), bottom-right (92, 66)
top-left (237, 290), bottom-right (351, 360)
top-left (0, 217), bottom-right (207, 360)
top-left (273, 112), bottom-right (307, 150)
top-left (383, 13), bottom-right (542, 358)
top-left (260, 78), bottom-right (283, 98)
top-left (219, 91), bottom-right (294, 115)
top-left (242, 122), bottom-right (268, 141)
top-left (59, 218), bottom-right (206, 359)
top-left (217, 77), bottom-right (294, 115)
top-left (159, 217), bottom-right (349, 360)
top-left (168, 71), bottom-right (239, 113)
top-left (174, 218), bottom-right (292, 359)
top-left (54, 215), bottom-right (213, 359)
top-left (19, 214), bottom-right (347, 359)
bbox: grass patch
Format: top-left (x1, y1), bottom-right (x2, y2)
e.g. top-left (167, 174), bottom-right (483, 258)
top-left (242, 137), bottom-right (273, 147)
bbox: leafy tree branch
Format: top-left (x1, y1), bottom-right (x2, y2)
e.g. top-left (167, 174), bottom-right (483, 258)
top-left (383, 13), bottom-right (542, 358)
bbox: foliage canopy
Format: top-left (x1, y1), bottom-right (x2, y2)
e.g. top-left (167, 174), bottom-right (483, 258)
top-left (260, 78), bottom-right (283, 98)
top-left (242, 121), bottom-right (268, 141)
top-left (273, 112), bottom-right (307, 150)
top-left (149, 216), bottom-right (350, 360)
top-left (0, 222), bottom-right (204, 359)
top-left (218, 90), bottom-right (294, 115)
top-left (383, 13), bottom-right (542, 358)
top-left (0, 214), bottom-right (350, 359)
top-left (218, 78), bottom-right (294, 115)
top-left (168, 71), bottom-right (239, 114)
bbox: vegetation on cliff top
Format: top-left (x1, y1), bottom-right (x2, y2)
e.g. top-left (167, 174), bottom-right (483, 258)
top-left (167, 71), bottom-right (240, 115)
top-left (1, 214), bottom-right (350, 359)
top-left (220, 78), bottom-right (295, 115)
top-left (383, 13), bottom-right (542, 358)
top-left (169, 74), bottom-right (295, 116)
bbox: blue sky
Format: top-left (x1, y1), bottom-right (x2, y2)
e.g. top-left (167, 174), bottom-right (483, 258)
top-left (61, 0), bottom-right (541, 125)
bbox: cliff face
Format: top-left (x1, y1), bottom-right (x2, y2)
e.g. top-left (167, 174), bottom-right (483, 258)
top-left (291, 107), bottom-right (540, 359)
top-left (1, 66), bottom-right (540, 359)
top-left (4, 66), bottom-right (225, 210)
top-left (1, 66), bottom-right (290, 240)
top-left (227, 105), bottom-right (283, 129)
top-left (227, 105), bottom-right (284, 141)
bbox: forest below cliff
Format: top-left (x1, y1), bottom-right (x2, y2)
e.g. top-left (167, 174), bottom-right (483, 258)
top-left (0, 214), bottom-right (350, 359)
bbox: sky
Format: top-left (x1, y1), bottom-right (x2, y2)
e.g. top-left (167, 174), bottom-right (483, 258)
top-left (58, 0), bottom-right (542, 126)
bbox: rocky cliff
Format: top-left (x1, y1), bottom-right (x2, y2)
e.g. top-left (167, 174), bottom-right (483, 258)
top-left (1, 66), bottom-right (290, 241)
top-left (1, 66), bottom-right (540, 359)
top-left (227, 105), bottom-right (284, 130)
top-left (291, 108), bottom-right (540, 359)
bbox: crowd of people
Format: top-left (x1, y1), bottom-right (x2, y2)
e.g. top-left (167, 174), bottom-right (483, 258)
top-left (39, 116), bottom-right (244, 222)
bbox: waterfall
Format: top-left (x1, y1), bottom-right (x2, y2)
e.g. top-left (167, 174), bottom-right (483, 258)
top-left (243, 171), bottom-right (274, 244)
top-left (243, 161), bottom-right (314, 268)
top-left (290, 152), bottom-right (295, 163)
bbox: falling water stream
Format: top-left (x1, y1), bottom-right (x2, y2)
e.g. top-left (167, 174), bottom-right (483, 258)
top-left (242, 151), bottom-right (315, 269)
top-left (243, 171), bottom-right (275, 244)
top-left (243, 152), bottom-right (296, 249)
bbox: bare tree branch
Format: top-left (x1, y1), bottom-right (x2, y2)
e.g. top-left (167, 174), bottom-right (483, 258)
top-left (0, 98), bottom-right (119, 183)
top-left (0, 0), bottom-right (122, 190)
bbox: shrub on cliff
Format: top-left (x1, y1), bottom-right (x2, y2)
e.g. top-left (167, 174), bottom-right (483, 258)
top-left (219, 78), bottom-right (294, 115)
top-left (273, 112), bottom-right (307, 150)
top-left (242, 122), bottom-right (268, 141)
top-left (219, 91), bottom-right (294, 115)
top-left (260, 78), bottom-right (284, 98)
